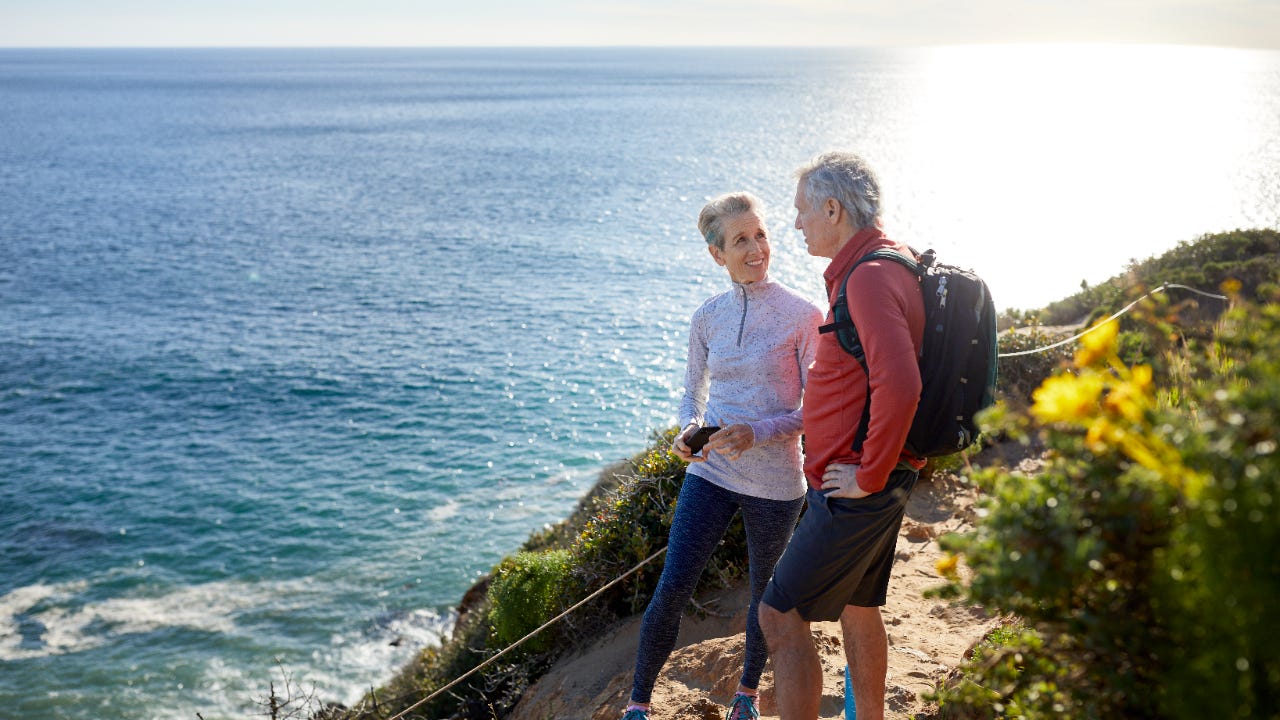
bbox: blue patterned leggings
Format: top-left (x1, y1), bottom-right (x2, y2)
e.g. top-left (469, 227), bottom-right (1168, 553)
top-left (630, 473), bottom-right (804, 704)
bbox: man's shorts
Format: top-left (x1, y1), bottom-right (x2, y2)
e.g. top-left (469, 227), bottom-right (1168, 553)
top-left (761, 466), bottom-right (918, 621)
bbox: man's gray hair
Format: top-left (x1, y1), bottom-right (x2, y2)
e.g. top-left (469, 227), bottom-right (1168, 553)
top-left (795, 152), bottom-right (881, 230)
top-left (697, 191), bottom-right (764, 249)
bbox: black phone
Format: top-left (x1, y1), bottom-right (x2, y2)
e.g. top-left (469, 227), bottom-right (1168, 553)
top-left (685, 425), bottom-right (720, 454)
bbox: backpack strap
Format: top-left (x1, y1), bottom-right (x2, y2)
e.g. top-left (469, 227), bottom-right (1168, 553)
top-left (816, 247), bottom-right (924, 453)
top-left (817, 248), bottom-right (922, 355)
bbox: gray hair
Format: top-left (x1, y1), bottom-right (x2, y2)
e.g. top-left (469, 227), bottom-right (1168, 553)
top-left (795, 151), bottom-right (881, 230)
top-left (697, 192), bottom-right (764, 249)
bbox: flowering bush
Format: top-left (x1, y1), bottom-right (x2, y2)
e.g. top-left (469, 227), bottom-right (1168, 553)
top-left (932, 289), bottom-right (1280, 719)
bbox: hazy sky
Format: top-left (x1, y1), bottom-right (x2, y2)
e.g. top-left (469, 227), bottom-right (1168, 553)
top-left (1, 0), bottom-right (1277, 49)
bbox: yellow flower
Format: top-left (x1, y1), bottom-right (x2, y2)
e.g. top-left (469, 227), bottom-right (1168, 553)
top-left (1075, 318), bottom-right (1119, 367)
top-left (1118, 433), bottom-right (1166, 475)
top-left (936, 553), bottom-right (960, 579)
top-left (1085, 417), bottom-right (1116, 452)
top-left (1032, 372), bottom-right (1105, 424)
top-left (1130, 364), bottom-right (1153, 389)
top-left (1220, 278), bottom-right (1242, 296)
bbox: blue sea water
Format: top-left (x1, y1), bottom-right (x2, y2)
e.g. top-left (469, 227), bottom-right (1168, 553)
top-left (1, 47), bottom-right (1278, 719)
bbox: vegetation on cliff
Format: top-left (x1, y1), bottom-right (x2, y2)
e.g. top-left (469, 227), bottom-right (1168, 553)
top-left (930, 230), bottom-right (1280, 718)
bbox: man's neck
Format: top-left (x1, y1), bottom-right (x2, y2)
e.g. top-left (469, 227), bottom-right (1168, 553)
top-left (824, 222), bottom-right (863, 260)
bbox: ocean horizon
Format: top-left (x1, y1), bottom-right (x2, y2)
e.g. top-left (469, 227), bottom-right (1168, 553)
top-left (2, 45), bottom-right (1278, 719)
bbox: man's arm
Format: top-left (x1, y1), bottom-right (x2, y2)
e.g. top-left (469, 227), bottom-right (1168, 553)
top-left (845, 261), bottom-right (922, 493)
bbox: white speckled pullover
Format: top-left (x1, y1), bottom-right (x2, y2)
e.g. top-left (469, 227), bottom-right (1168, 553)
top-left (678, 276), bottom-right (823, 501)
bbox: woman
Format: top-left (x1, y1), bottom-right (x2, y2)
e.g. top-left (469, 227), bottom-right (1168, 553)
top-left (621, 192), bottom-right (822, 720)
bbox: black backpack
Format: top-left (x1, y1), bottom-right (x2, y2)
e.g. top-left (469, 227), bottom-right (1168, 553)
top-left (818, 247), bottom-right (997, 458)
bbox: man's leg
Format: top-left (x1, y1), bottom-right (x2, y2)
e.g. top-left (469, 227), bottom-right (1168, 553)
top-left (736, 492), bottom-right (804, 695)
top-left (759, 602), bottom-right (821, 720)
top-left (840, 604), bottom-right (888, 720)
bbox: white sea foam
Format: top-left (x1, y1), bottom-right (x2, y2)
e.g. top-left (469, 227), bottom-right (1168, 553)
top-left (425, 498), bottom-right (460, 523)
top-left (308, 607), bottom-right (454, 707)
top-left (0, 579), bottom-right (277, 661)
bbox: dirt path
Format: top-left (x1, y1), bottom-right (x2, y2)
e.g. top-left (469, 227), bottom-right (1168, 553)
top-left (509, 471), bottom-right (1004, 720)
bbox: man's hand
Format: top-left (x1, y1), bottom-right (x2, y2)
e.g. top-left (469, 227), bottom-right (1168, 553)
top-left (821, 463), bottom-right (870, 499)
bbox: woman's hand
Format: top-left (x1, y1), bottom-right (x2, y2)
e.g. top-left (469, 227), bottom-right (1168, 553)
top-left (821, 463), bottom-right (870, 499)
top-left (703, 423), bottom-right (755, 461)
top-left (670, 423), bottom-right (705, 463)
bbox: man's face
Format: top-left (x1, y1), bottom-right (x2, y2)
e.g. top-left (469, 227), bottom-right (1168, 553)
top-left (793, 185), bottom-right (837, 259)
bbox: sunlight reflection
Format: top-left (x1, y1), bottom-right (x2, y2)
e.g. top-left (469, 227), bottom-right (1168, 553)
top-left (891, 44), bottom-right (1278, 310)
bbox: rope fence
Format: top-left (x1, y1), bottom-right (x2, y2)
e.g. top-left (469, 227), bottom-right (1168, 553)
top-left (388, 546), bottom-right (669, 720)
top-left (997, 283), bottom-right (1228, 358)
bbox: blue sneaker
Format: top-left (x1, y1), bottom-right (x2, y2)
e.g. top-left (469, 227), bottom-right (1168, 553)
top-left (726, 692), bottom-right (760, 720)
top-left (622, 708), bottom-right (650, 720)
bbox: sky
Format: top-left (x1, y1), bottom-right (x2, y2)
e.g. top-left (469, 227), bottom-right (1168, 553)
top-left (0, 0), bottom-right (1277, 49)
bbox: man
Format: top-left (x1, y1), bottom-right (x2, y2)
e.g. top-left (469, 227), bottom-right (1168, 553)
top-left (758, 151), bottom-right (926, 720)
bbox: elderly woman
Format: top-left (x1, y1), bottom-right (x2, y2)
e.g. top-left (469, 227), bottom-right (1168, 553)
top-left (621, 192), bottom-right (822, 720)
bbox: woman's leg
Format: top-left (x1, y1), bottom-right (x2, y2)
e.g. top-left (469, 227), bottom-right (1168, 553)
top-left (736, 491), bottom-right (805, 691)
top-left (629, 474), bottom-right (738, 705)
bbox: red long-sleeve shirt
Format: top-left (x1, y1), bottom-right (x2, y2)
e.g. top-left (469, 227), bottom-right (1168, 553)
top-left (802, 226), bottom-right (926, 493)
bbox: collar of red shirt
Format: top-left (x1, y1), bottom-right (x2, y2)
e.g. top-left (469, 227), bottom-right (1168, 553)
top-left (822, 225), bottom-right (890, 289)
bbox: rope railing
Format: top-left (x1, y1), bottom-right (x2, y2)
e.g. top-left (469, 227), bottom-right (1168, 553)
top-left (388, 545), bottom-right (669, 720)
top-left (997, 283), bottom-right (1228, 358)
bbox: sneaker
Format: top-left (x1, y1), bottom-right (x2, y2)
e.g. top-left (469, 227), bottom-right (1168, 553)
top-left (725, 692), bottom-right (759, 720)
top-left (621, 708), bottom-right (650, 720)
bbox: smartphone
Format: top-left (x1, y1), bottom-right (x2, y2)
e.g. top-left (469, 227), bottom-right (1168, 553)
top-left (685, 425), bottom-right (721, 454)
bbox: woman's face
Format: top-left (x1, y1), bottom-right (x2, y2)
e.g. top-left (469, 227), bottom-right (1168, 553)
top-left (709, 210), bottom-right (770, 285)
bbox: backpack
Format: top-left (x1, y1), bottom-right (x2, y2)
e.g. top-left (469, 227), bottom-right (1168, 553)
top-left (818, 247), bottom-right (998, 458)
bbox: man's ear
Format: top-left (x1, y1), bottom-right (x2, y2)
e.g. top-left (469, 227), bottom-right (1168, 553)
top-left (707, 244), bottom-right (726, 266)
top-left (824, 198), bottom-right (842, 224)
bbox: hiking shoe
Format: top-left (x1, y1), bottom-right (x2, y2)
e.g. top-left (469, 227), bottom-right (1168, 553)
top-left (621, 708), bottom-right (650, 720)
top-left (726, 692), bottom-right (760, 720)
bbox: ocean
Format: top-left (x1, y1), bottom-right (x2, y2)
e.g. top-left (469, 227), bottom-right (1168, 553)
top-left (1, 46), bottom-right (1277, 719)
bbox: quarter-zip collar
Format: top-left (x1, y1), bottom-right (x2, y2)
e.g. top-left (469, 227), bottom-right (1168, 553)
top-left (731, 276), bottom-right (775, 347)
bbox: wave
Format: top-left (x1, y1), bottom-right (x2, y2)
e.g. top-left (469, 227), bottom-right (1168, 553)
top-left (0, 578), bottom-right (280, 661)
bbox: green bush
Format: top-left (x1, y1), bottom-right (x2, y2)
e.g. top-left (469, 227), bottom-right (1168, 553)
top-left (935, 621), bottom-right (1072, 720)
top-left (561, 426), bottom-right (751, 637)
top-left (933, 297), bottom-right (1280, 719)
top-left (488, 549), bottom-right (573, 653)
top-left (1036, 228), bottom-right (1277, 325)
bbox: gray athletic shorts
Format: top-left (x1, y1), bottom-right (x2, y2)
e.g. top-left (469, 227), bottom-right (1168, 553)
top-left (761, 466), bottom-right (918, 621)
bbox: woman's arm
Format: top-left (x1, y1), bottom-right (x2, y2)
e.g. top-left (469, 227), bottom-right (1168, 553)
top-left (744, 303), bottom-right (822, 444)
top-left (672, 308), bottom-right (711, 462)
top-left (677, 308), bottom-right (710, 429)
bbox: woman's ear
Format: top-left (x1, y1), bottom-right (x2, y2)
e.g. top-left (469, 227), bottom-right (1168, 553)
top-left (707, 244), bottom-right (726, 266)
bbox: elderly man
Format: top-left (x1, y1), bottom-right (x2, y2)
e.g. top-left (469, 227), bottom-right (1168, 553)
top-left (758, 151), bottom-right (925, 720)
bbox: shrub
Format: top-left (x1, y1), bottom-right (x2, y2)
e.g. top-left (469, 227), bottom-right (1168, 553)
top-left (561, 426), bottom-right (751, 638)
top-left (1036, 228), bottom-right (1277, 325)
top-left (487, 549), bottom-right (573, 653)
top-left (933, 294), bottom-right (1280, 719)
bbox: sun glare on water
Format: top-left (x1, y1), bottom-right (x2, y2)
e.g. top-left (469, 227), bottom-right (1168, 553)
top-left (887, 44), bottom-right (1278, 310)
